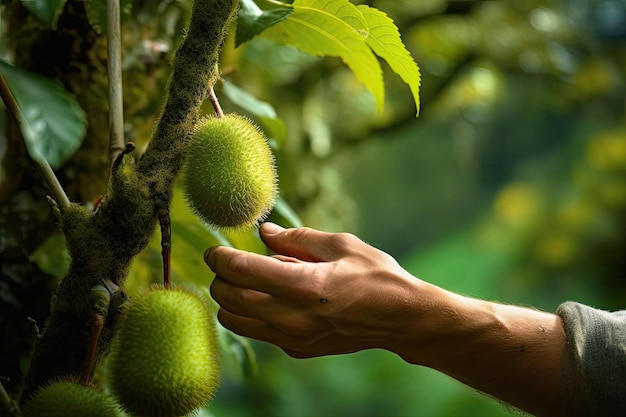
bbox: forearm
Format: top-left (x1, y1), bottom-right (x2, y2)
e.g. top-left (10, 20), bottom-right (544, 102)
top-left (391, 284), bottom-right (567, 416)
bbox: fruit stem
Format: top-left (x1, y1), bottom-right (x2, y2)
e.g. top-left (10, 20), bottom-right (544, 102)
top-left (81, 284), bottom-right (112, 385)
top-left (209, 86), bottom-right (224, 118)
top-left (81, 312), bottom-right (105, 385)
top-left (158, 204), bottom-right (172, 289)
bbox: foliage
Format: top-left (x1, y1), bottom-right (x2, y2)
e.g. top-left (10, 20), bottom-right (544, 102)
top-left (258, 0), bottom-right (420, 114)
top-left (236, 0), bottom-right (294, 46)
top-left (0, 59), bottom-right (86, 169)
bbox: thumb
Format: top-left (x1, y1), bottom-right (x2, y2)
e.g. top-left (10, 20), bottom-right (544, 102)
top-left (260, 222), bottom-right (347, 262)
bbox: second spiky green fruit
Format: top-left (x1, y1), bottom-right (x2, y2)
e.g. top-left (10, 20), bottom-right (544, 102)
top-left (183, 114), bottom-right (278, 230)
top-left (108, 286), bottom-right (220, 417)
top-left (22, 380), bottom-right (124, 417)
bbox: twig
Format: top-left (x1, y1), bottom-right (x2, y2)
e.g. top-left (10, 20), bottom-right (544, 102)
top-left (209, 86), bottom-right (224, 118)
top-left (107, 0), bottom-right (125, 171)
top-left (0, 73), bottom-right (71, 211)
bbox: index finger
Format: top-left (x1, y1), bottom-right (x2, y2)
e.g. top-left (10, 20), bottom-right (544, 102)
top-left (204, 246), bottom-right (308, 296)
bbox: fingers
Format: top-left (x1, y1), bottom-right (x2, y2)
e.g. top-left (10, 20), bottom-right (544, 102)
top-left (216, 304), bottom-right (327, 359)
top-left (210, 276), bottom-right (277, 319)
top-left (215, 302), bottom-right (315, 352)
top-left (259, 222), bottom-right (364, 262)
top-left (216, 308), bottom-right (288, 347)
top-left (204, 245), bottom-right (306, 296)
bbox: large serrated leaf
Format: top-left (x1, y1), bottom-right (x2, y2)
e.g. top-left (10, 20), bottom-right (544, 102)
top-left (261, 0), bottom-right (384, 112)
top-left (357, 5), bottom-right (421, 115)
top-left (236, 0), bottom-right (294, 47)
top-left (0, 59), bottom-right (87, 169)
top-left (21, 0), bottom-right (67, 28)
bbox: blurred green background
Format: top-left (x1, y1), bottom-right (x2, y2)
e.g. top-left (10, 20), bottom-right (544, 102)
top-left (5, 0), bottom-right (625, 415)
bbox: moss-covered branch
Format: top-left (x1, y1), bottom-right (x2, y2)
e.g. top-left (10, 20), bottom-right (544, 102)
top-left (137, 0), bottom-right (239, 190)
top-left (18, 0), bottom-right (240, 403)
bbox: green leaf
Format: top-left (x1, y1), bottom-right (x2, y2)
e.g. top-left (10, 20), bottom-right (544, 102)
top-left (0, 59), bottom-right (87, 169)
top-left (29, 233), bottom-right (70, 278)
top-left (217, 324), bottom-right (259, 378)
top-left (261, 0), bottom-right (385, 112)
top-left (356, 5), bottom-right (421, 116)
top-left (269, 196), bottom-right (304, 228)
top-left (21, 0), bottom-right (67, 28)
top-left (236, 0), bottom-right (294, 47)
top-left (166, 184), bottom-right (228, 287)
top-left (220, 80), bottom-right (287, 146)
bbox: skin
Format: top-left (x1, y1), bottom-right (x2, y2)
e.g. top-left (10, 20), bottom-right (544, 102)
top-left (206, 222), bottom-right (567, 417)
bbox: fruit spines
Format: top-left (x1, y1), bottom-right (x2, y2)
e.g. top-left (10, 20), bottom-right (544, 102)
top-left (22, 380), bottom-right (124, 417)
top-left (182, 113), bottom-right (279, 230)
top-left (108, 285), bottom-right (220, 417)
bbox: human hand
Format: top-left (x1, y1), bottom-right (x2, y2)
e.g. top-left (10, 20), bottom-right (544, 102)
top-left (205, 222), bottom-right (428, 358)
top-left (206, 223), bottom-right (568, 416)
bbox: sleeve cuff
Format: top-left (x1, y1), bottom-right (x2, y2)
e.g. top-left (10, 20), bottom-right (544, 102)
top-left (557, 301), bottom-right (626, 416)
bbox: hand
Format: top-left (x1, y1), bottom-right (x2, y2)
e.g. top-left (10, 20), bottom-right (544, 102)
top-left (206, 223), bottom-right (567, 416)
top-left (205, 222), bottom-right (428, 358)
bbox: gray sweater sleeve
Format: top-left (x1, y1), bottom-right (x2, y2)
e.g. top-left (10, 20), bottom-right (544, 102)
top-left (556, 301), bottom-right (626, 416)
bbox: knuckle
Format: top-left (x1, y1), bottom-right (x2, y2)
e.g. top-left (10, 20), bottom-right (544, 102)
top-left (225, 252), bottom-right (252, 275)
top-left (282, 314), bottom-right (321, 340)
top-left (289, 265), bottom-right (326, 300)
top-left (305, 267), bottom-right (326, 295)
top-left (287, 226), bottom-right (315, 246)
top-left (332, 232), bottom-right (362, 252)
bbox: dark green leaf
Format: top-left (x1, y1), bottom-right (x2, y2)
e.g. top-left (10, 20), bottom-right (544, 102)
top-left (29, 233), bottom-right (70, 278)
top-left (217, 325), bottom-right (259, 378)
top-left (236, 0), bottom-right (294, 47)
top-left (0, 59), bottom-right (87, 169)
top-left (269, 197), bottom-right (304, 228)
top-left (21, 0), bottom-right (67, 27)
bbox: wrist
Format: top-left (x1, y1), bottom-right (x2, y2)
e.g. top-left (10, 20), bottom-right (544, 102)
top-left (387, 283), bottom-right (494, 367)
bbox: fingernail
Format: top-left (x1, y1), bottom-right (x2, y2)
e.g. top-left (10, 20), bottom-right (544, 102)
top-left (203, 247), bottom-right (215, 265)
top-left (261, 222), bottom-right (284, 235)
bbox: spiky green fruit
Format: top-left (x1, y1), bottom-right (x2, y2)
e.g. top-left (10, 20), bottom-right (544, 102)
top-left (108, 286), bottom-right (220, 417)
top-left (22, 380), bottom-right (124, 417)
top-left (183, 114), bottom-right (278, 230)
